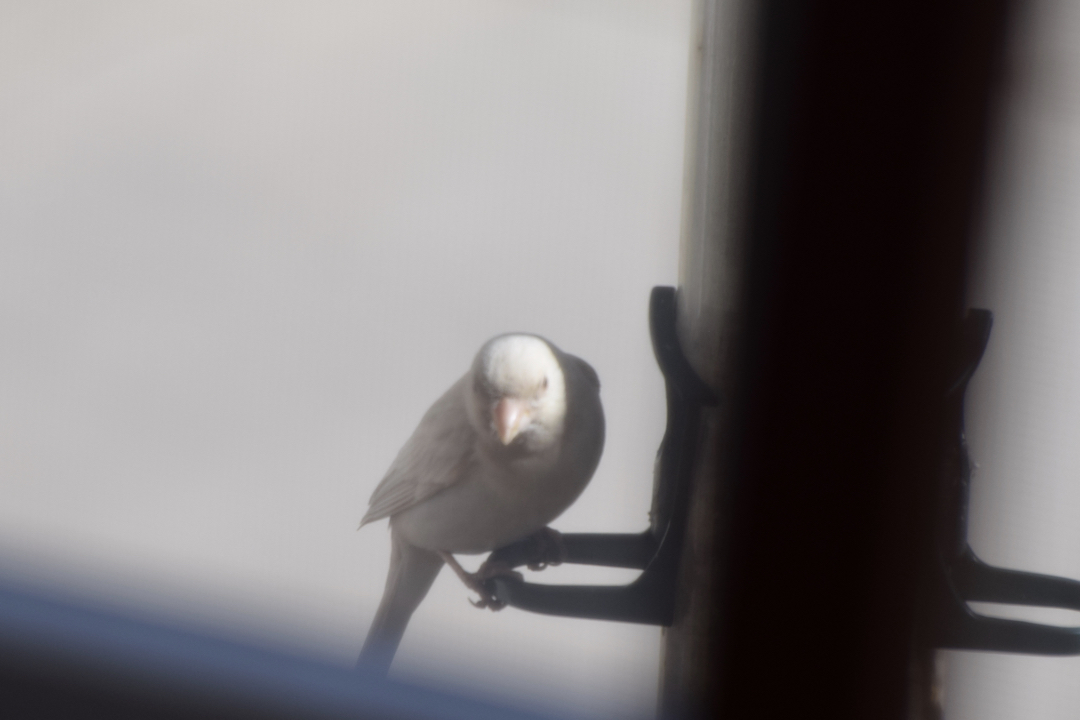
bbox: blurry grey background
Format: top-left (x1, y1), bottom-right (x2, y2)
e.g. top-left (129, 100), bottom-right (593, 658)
top-left (0, 3), bottom-right (692, 718)
top-left (947, 0), bottom-right (1080, 717)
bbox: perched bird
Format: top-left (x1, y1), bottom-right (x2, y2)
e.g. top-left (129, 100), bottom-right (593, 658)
top-left (357, 334), bottom-right (605, 675)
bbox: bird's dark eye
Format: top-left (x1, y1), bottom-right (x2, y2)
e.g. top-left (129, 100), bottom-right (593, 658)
top-left (541, 376), bottom-right (548, 391)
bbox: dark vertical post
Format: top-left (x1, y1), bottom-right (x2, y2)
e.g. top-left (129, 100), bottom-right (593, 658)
top-left (662, 0), bottom-right (757, 716)
top-left (664, 0), bottom-right (1013, 718)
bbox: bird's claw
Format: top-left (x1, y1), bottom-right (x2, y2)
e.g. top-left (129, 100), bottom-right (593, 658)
top-left (467, 560), bottom-right (523, 611)
top-left (524, 527), bottom-right (567, 571)
top-left (469, 594), bottom-right (505, 611)
top-left (476, 560), bottom-right (525, 583)
top-left (440, 531), bottom-right (563, 613)
top-left (440, 551), bottom-right (523, 611)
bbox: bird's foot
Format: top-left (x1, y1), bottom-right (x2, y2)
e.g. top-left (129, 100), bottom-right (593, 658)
top-left (469, 560), bottom-right (523, 610)
top-left (522, 527), bottom-right (567, 571)
top-left (439, 552), bottom-right (519, 611)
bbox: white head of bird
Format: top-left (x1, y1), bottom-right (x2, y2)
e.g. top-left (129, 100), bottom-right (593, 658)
top-left (469, 334), bottom-right (567, 453)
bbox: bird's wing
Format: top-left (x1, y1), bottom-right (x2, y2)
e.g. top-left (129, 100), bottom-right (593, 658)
top-left (565, 353), bottom-right (600, 391)
top-left (361, 375), bottom-right (478, 526)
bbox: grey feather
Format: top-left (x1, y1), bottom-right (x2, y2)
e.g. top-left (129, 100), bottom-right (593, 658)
top-left (356, 528), bottom-right (444, 675)
top-left (360, 376), bottom-right (477, 526)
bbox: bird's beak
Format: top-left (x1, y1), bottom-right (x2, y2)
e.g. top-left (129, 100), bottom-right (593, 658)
top-left (493, 397), bottom-right (529, 445)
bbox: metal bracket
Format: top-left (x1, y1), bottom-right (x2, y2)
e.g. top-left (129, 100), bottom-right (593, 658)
top-left (926, 309), bottom-right (1080, 654)
top-left (480, 286), bottom-right (718, 625)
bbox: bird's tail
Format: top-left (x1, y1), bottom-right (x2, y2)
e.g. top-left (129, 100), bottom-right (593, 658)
top-left (357, 527), bottom-right (444, 676)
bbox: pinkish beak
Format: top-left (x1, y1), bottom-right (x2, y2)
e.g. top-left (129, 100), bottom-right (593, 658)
top-left (493, 397), bottom-right (529, 445)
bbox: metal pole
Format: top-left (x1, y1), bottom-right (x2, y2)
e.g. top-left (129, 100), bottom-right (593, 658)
top-left (664, 0), bottom-right (1011, 717)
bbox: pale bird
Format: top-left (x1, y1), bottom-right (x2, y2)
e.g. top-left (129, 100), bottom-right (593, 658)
top-left (357, 334), bottom-right (605, 675)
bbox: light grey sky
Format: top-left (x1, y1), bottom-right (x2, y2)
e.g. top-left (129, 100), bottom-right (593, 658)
top-left (946, 0), bottom-right (1080, 718)
top-left (0, 3), bottom-right (692, 718)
